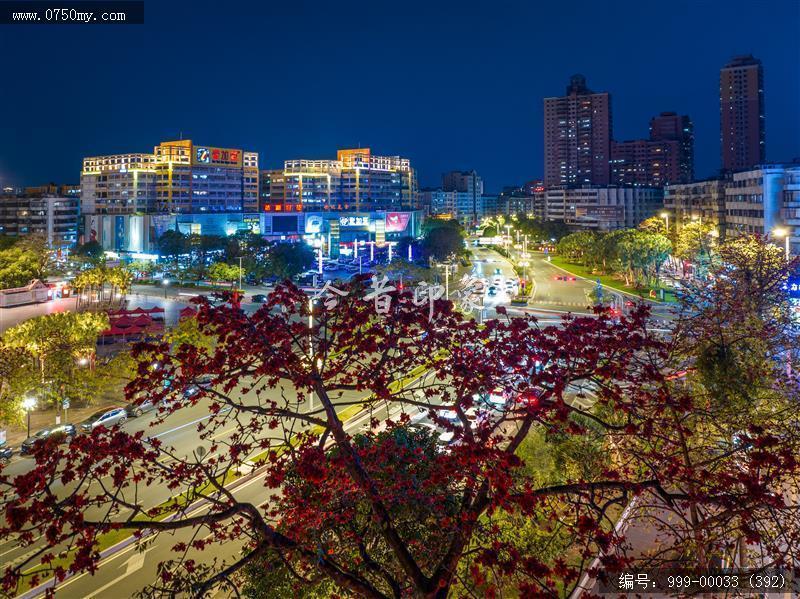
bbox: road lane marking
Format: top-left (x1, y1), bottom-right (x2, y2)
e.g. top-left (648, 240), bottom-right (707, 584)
top-left (84, 547), bottom-right (153, 599)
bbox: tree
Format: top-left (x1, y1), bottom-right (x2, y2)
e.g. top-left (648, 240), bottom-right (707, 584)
top-left (17, 235), bottom-right (54, 279)
top-left (675, 221), bottom-right (718, 279)
top-left (3, 276), bottom-right (798, 598)
top-left (265, 242), bottom-right (314, 280)
top-left (207, 261), bottom-right (245, 289)
top-left (637, 216), bottom-right (668, 236)
top-left (1, 312), bottom-right (109, 411)
top-left (556, 231), bottom-right (600, 266)
top-left (0, 235), bottom-right (54, 289)
top-left (128, 260), bottom-right (156, 279)
top-left (157, 230), bottom-right (188, 266)
top-left (71, 240), bottom-right (105, 266)
top-left (71, 265), bottom-right (133, 307)
top-left (421, 224), bottom-right (464, 262)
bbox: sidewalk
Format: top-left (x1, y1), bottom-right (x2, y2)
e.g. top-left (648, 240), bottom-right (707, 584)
top-left (2, 399), bottom-right (129, 447)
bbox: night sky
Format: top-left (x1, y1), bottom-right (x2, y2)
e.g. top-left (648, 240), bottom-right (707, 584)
top-left (1, 0), bottom-right (798, 192)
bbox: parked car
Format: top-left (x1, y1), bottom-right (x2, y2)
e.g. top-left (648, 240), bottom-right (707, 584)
top-left (20, 424), bottom-right (76, 455)
top-left (79, 408), bottom-right (128, 433)
top-left (487, 286), bottom-right (498, 297)
top-left (251, 294), bottom-right (268, 303)
top-left (126, 397), bottom-right (163, 418)
top-left (0, 442), bottom-right (14, 463)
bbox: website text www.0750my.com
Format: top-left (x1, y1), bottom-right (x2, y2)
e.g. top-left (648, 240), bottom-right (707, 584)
top-left (12, 8), bottom-right (125, 22)
top-left (1, 1), bottom-right (145, 25)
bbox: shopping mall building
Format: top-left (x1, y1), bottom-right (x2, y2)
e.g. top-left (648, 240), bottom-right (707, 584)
top-left (81, 143), bottom-right (421, 258)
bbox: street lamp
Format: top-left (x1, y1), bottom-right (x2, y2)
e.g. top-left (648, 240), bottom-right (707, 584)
top-left (238, 256), bottom-right (243, 290)
top-left (307, 297), bottom-right (314, 416)
top-left (22, 396), bottom-right (36, 438)
top-left (438, 263), bottom-right (454, 298)
top-left (773, 227), bottom-right (791, 261)
top-left (504, 225), bottom-right (512, 251)
top-left (162, 278), bottom-right (169, 299)
top-left (660, 211), bottom-right (669, 232)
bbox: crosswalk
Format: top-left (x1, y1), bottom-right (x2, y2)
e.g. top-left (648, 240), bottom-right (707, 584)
top-left (529, 300), bottom-right (590, 308)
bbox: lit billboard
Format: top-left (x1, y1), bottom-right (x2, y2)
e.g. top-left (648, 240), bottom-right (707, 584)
top-left (193, 146), bottom-right (243, 168)
top-left (385, 212), bottom-right (410, 233)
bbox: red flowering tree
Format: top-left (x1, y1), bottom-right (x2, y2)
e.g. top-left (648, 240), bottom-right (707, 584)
top-left (1, 268), bottom-right (798, 598)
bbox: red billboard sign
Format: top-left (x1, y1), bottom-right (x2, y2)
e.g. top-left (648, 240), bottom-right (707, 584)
top-left (385, 212), bottom-right (410, 233)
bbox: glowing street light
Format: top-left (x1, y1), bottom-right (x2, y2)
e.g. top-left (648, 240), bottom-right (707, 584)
top-left (162, 278), bottom-right (169, 298)
top-left (659, 211), bottom-right (669, 232)
top-left (773, 227), bottom-right (791, 260)
top-left (22, 396), bottom-right (36, 438)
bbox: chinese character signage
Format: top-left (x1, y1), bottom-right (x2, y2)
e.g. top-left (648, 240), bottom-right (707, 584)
top-left (193, 146), bottom-right (243, 167)
top-left (338, 216), bottom-right (369, 227)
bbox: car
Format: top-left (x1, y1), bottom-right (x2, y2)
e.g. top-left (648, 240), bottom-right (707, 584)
top-left (125, 395), bottom-right (169, 417)
top-left (408, 422), bottom-right (455, 446)
top-left (492, 275), bottom-right (504, 285)
top-left (251, 294), bottom-right (268, 303)
top-left (20, 424), bottom-right (76, 455)
top-left (475, 389), bottom-right (507, 412)
top-left (494, 268), bottom-right (502, 275)
top-left (0, 443), bottom-right (12, 463)
top-left (487, 286), bottom-right (498, 297)
top-left (79, 408), bottom-right (128, 433)
top-left (183, 383), bottom-right (209, 398)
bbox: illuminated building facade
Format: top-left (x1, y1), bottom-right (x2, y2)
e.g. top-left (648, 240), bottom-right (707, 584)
top-left (442, 170), bottom-right (483, 225)
top-left (544, 75), bottom-right (612, 186)
top-left (0, 185), bottom-right (79, 251)
top-left (543, 186), bottom-right (662, 231)
top-left (263, 148), bottom-right (417, 213)
top-left (610, 113), bottom-right (694, 188)
top-left (720, 55), bottom-right (765, 172)
top-left (81, 139), bottom-right (259, 215)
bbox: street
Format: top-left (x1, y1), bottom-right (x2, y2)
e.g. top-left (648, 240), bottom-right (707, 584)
top-left (13, 372), bottom-right (435, 599)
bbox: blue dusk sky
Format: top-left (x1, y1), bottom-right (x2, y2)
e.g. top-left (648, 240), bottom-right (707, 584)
top-left (0, 0), bottom-right (798, 191)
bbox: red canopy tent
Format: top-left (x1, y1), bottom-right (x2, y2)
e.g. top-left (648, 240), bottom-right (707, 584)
top-left (179, 307), bottom-right (197, 319)
top-left (110, 315), bottom-right (136, 328)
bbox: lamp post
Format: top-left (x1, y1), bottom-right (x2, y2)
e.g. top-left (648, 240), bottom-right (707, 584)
top-left (504, 225), bottom-right (512, 251)
top-left (238, 256), bottom-right (243, 290)
top-left (307, 297), bottom-right (314, 415)
top-left (660, 211), bottom-right (669, 232)
top-left (439, 263), bottom-right (454, 298)
top-left (22, 396), bottom-right (36, 438)
top-left (162, 278), bottom-right (169, 299)
top-left (773, 227), bottom-right (791, 261)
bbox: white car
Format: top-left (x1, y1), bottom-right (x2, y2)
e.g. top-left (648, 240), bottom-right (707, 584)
top-left (409, 422), bottom-right (455, 446)
top-left (492, 275), bottom-right (504, 286)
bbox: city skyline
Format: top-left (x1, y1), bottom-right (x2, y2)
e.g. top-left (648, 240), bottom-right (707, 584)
top-left (1, 0), bottom-right (798, 191)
